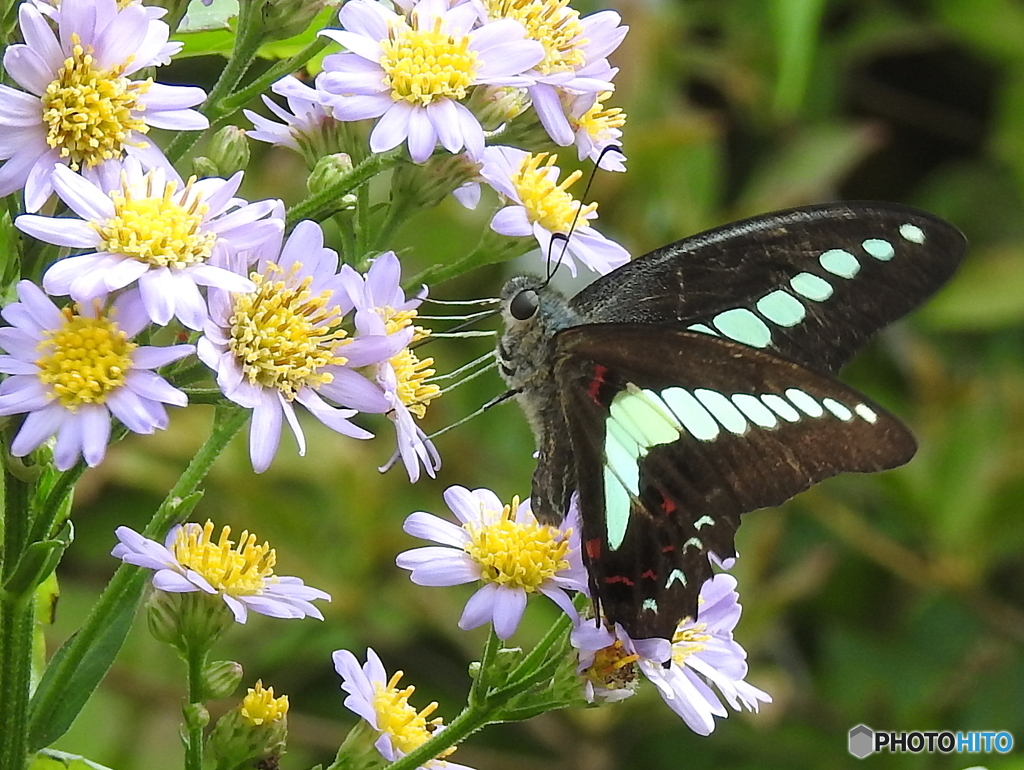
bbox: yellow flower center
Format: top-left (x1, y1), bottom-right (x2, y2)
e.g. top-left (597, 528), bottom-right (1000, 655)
top-left (380, 19), bottom-right (479, 107)
top-left (671, 621), bottom-right (711, 665)
top-left (241, 680), bottom-right (289, 726)
top-left (172, 520), bottom-right (276, 596)
top-left (372, 671), bottom-right (456, 759)
top-left (573, 91), bottom-right (626, 140)
top-left (581, 637), bottom-right (640, 692)
top-left (40, 35), bottom-right (151, 169)
top-left (483, 0), bottom-right (586, 75)
top-left (35, 307), bottom-right (136, 409)
top-left (95, 174), bottom-right (215, 269)
top-left (379, 308), bottom-right (440, 419)
top-left (511, 152), bottom-right (597, 235)
top-left (228, 263), bottom-right (348, 399)
top-left (463, 497), bottom-right (570, 591)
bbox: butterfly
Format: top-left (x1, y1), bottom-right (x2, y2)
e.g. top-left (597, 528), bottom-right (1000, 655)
top-left (495, 201), bottom-right (966, 641)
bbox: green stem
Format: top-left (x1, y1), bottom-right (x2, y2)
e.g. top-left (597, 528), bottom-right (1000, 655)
top-left (383, 703), bottom-right (492, 770)
top-left (0, 447), bottom-right (33, 770)
top-left (29, 463), bottom-right (85, 545)
top-left (467, 629), bottom-right (500, 707)
top-left (27, 407), bottom-right (248, 745)
top-left (287, 148), bottom-right (405, 227)
top-left (406, 236), bottom-right (534, 288)
top-left (183, 643), bottom-right (208, 770)
top-left (503, 611), bottom-right (573, 684)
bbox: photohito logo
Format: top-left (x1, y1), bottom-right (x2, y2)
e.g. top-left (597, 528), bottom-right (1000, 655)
top-left (848, 725), bottom-right (1014, 758)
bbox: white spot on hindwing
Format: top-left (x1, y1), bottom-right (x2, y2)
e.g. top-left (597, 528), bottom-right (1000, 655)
top-left (855, 403), bottom-right (878, 423)
top-left (822, 397), bottom-right (853, 421)
top-left (731, 393), bottom-right (779, 428)
top-left (785, 388), bottom-right (825, 417)
top-left (662, 388), bottom-right (720, 440)
top-left (761, 394), bottom-right (801, 422)
top-left (694, 389), bottom-right (748, 434)
top-left (666, 569), bottom-right (687, 588)
top-left (899, 223), bottom-right (926, 244)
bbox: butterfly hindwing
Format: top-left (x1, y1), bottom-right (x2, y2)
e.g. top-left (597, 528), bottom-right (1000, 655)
top-left (568, 202), bottom-right (966, 374)
top-left (554, 324), bottom-right (917, 639)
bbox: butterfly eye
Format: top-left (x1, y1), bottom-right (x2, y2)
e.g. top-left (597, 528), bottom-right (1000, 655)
top-left (510, 289), bottom-right (539, 320)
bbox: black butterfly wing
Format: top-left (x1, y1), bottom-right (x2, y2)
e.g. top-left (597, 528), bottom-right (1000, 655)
top-left (568, 202), bottom-right (966, 374)
top-left (554, 324), bottom-right (916, 640)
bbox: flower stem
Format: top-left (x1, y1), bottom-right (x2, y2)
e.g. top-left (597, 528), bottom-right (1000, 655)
top-left (0, 443), bottom-right (34, 770)
top-left (383, 702), bottom-right (492, 770)
top-left (27, 407), bottom-right (248, 750)
top-left (468, 629), bottom-right (500, 707)
top-left (183, 642), bottom-right (209, 770)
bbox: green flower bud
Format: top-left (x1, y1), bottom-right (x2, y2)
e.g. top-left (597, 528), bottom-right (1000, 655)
top-left (190, 156), bottom-right (220, 180)
top-left (467, 85), bottom-right (532, 131)
top-left (205, 126), bottom-right (251, 177)
top-left (392, 155), bottom-right (481, 211)
top-left (147, 590), bottom-right (235, 659)
top-left (308, 154), bottom-right (357, 210)
top-left (207, 681), bottom-right (289, 770)
top-left (203, 659), bottom-right (245, 700)
top-left (258, 0), bottom-right (329, 42)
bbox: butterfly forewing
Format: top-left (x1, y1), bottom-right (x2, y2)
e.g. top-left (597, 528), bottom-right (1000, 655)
top-left (569, 202), bottom-right (966, 374)
top-left (554, 325), bottom-right (917, 639)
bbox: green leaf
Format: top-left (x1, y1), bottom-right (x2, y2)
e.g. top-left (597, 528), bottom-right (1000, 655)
top-left (771, 0), bottom-right (827, 117)
top-left (27, 570), bottom-right (145, 750)
top-left (178, 0), bottom-right (238, 32)
top-left (2, 522), bottom-right (73, 603)
top-left (916, 243), bottom-right (1024, 330)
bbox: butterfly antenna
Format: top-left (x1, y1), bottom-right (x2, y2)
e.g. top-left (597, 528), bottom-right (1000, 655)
top-left (543, 144), bottom-right (625, 287)
top-left (426, 387), bottom-right (520, 440)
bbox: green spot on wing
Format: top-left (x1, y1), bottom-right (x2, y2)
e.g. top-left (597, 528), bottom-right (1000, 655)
top-left (712, 308), bottom-right (772, 348)
top-left (756, 290), bottom-right (806, 327)
top-left (790, 272), bottom-right (833, 301)
top-left (862, 238), bottom-right (895, 261)
top-left (819, 248), bottom-right (861, 279)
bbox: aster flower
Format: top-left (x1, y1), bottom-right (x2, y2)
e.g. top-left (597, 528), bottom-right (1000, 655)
top-left (0, 0), bottom-right (208, 212)
top-left (316, 0), bottom-right (545, 163)
top-left (573, 574), bottom-right (771, 735)
top-left (334, 647), bottom-right (474, 770)
top-left (244, 75), bottom-right (340, 163)
top-left (475, 0), bottom-right (627, 147)
top-left (396, 485), bottom-right (587, 639)
top-left (0, 281), bottom-right (192, 471)
top-left (198, 220), bottom-right (396, 473)
top-left (339, 251), bottom-right (442, 482)
top-left (112, 521), bottom-right (331, 622)
top-left (17, 161), bottom-right (281, 331)
top-left (479, 145), bottom-right (630, 276)
top-left (567, 90), bottom-right (627, 171)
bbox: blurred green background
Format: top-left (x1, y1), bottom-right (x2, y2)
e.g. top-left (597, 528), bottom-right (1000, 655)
top-left (46, 0), bottom-right (1024, 768)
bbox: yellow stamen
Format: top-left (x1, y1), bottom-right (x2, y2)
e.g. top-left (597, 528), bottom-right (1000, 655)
top-left (483, 0), bottom-right (586, 75)
top-left (380, 17), bottom-right (478, 107)
top-left (95, 173), bottom-right (215, 269)
top-left (581, 637), bottom-right (640, 692)
top-left (241, 680), bottom-right (289, 726)
top-left (379, 308), bottom-right (440, 418)
top-left (228, 262), bottom-right (348, 399)
top-left (573, 91), bottom-right (626, 139)
top-left (35, 307), bottom-right (136, 410)
top-left (372, 671), bottom-right (456, 759)
top-left (40, 35), bottom-right (150, 169)
top-left (511, 152), bottom-right (597, 235)
top-left (171, 520), bottom-right (276, 596)
top-left (671, 620), bottom-right (712, 665)
top-left (463, 496), bottom-right (570, 591)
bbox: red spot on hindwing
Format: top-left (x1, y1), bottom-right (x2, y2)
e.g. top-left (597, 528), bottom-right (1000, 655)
top-left (641, 569), bottom-right (657, 581)
top-left (585, 538), bottom-right (602, 560)
top-left (587, 364), bottom-right (610, 405)
top-left (605, 574), bottom-right (634, 586)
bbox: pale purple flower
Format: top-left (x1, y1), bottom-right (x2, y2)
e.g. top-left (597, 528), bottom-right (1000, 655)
top-left (473, 2), bottom-right (627, 146)
top-left (333, 647), bottom-right (475, 770)
top-left (111, 522), bottom-right (331, 623)
top-left (17, 160), bottom-right (281, 331)
top-left (0, 280), bottom-right (192, 470)
top-left (316, 0), bottom-right (544, 162)
top-left (338, 251), bottom-right (441, 482)
top-left (198, 220), bottom-right (396, 473)
top-left (567, 90), bottom-right (626, 172)
top-left (396, 486), bottom-right (587, 639)
top-left (244, 75), bottom-right (338, 160)
top-left (0, 0), bottom-right (208, 211)
top-left (572, 574), bottom-right (771, 735)
top-left (479, 145), bottom-right (630, 276)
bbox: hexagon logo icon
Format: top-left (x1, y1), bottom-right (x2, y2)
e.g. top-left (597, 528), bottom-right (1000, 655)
top-left (848, 724), bottom-right (875, 759)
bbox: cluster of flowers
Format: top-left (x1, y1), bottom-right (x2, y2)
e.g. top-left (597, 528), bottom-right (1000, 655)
top-left (114, 485), bottom-right (769, 769)
top-left (0, 0), bottom-right (449, 479)
top-left (249, 0), bottom-right (632, 275)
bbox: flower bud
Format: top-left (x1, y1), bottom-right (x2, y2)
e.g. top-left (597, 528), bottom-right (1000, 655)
top-left (467, 85), bottom-right (532, 131)
top-left (308, 154), bottom-right (357, 209)
top-left (190, 156), bottom-right (220, 180)
top-left (207, 681), bottom-right (289, 770)
top-left (392, 154), bottom-right (481, 211)
top-left (205, 126), bottom-right (251, 177)
top-left (147, 590), bottom-right (235, 658)
top-left (258, 0), bottom-right (329, 42)
top-left (203, 659), bottom-right (245, 700)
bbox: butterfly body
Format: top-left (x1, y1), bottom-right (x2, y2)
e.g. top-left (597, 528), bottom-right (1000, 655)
top-left (496, 202), bottom-right (966, 641)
